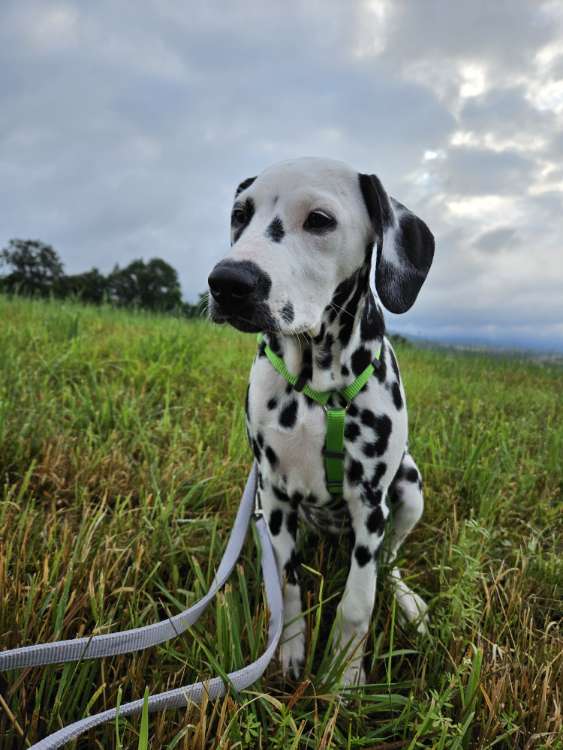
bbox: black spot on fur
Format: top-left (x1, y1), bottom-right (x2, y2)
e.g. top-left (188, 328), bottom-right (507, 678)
top-left (273, 485), bottom-right (289, 503)
top-left (338, 276), bottom-right (366, 348)
top-left (367, 507), bottom-right (385, 534)
top-left (344, 422), bottom-right (360, 442)
top-left (267, 397), bottom-right (277, 410)
top-left (351, 346), bottom-right (372, 376)
top-left (268, 333), bottom-right (282, 356)
top-left (373, 341), bottom-right (387, 383)
top-left (313, 324), bottom-right (326, 344)
top-left (269, 509), bottom-right (283, 536)
top-left (291, 491), bottom-right (303, 506)
top-left (341, 364), bottom-right (350, 377)
top-left (364, 485), bottom-right (383, 506)
top-left (361, 409), bottom-right (377, 429)
top-left (348, 403), bottom-right (359, 418)
top-left (235, 176), bottom-right (256, 197)
top-left (392, 382), bottom-right (403, 410)
top-left (331, 273), bottom-right (356, 311)
top-left (306, 493), bottom-right (317, 504)
top-left (265, 446), bottom-right (278, 467)
top-left (281, 301), bottom-right (294, 323)
top-left (257, 432), bottom-right (264, 448)
top-left (266, 216), bottom-right (285, 243)
top-left (284, 550), bottom-right (299, 584)
top-left (363, 442), bottom-right (376, 458)
top-left (287, 511), bottom-right (298, 539)
top-left (296, 345), bottom-right (312, 389)
top-left (389, 348), bottom-right (401, 382)
top-left (388, 485), bottom-right (401, 504)
top-left (374, 415), bottom-right (392, 456)
top-left (279, 398), bottom-right (298, 428)
top-left (361, 293), bottom-right (385, 341)
top-left (405, 467), bottom-right (419, 483)
top-left (373, 462), bottom-right (387, 485)
top-left (317, 333), bottom-right (334, 369)
top-left (355, 545), bottom-right (371, 567)
top-left (347, 459), bottom-right (363, 485)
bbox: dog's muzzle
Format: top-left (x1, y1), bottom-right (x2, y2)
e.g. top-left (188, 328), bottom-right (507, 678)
top-left (208, 259), bottom-right (273, 332)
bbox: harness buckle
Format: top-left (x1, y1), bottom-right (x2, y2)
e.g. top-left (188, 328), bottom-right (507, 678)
top-left (322, 401), bottom-right (351, 415)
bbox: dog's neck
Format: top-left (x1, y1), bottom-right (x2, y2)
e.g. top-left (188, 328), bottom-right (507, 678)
top-left (264, 265), bottom-right (385, 394)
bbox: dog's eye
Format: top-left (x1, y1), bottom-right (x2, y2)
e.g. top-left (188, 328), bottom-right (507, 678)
top-left (303, 210), bottom-right (337, 233)
top-left (231, 207), bottom-right (247, 226)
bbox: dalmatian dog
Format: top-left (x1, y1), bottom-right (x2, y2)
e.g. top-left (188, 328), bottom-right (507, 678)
top-left (207, 157), bottom-right (434, 687)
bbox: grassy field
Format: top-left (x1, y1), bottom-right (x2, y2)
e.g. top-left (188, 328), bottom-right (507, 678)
top-left (0, 295), bottom-right (561, 749)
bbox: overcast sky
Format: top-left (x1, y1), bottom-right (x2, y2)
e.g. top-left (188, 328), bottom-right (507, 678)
top-left (1, 1), bottom-right (562, 350)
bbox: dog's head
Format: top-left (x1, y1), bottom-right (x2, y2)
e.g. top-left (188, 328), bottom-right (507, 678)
top-left (208, 157), bottom-right (434, 335)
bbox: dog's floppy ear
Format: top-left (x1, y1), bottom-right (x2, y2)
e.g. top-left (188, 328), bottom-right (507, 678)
top-left (359, 173), bottom-right (435, 314)
top-left (235, 176), bottom-right (256, 197)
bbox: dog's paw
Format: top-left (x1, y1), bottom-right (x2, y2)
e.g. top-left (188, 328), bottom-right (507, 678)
top-left (396, 589), bottom-right (430, 636)
top-left (279, 627), bottom-right (305, 679)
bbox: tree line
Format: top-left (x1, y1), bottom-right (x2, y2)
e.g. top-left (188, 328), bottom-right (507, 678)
top-left (0, 239), bottom-right (206, 317)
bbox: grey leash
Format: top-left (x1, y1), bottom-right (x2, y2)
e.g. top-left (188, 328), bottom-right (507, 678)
top-left (0, 463), bottom-right (283, 749)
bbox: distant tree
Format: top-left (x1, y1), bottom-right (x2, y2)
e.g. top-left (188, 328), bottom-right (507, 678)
top-left (0, 241), bottom-right (195, 316)
top-left (108, 258), bottom-right (182, 311)
top-left (0, 239), bottom-right (64, 296)
top-left (57, 268), bottom-right (108, 304)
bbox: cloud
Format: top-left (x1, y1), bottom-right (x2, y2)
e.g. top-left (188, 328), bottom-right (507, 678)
top-left (0, 0), bottom-right (562, 349)
top-left (472, 227), bottom-right (519, 253)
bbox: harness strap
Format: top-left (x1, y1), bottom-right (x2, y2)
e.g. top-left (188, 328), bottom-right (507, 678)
top-left (258, 339), bottom-right (330, 405)
top-left (324, 408), bottom-right (347, 494)
top-left (259, 335), bottom-right (382, 496)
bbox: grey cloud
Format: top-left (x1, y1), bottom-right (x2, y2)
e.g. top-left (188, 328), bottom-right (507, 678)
top-left (460, 86), bottom-right (556, 141)
top-left (381, 0), bottom-right (554, 75)
top-left (438, 147), bottom-right (535, 196)
top-left (472, 227), bottom-right (519, 253)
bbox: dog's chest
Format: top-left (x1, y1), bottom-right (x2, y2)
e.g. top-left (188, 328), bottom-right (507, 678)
top-left (247, 349), bottom-right (408, 535)
top-left (247, 361), bottom-right (354, 534)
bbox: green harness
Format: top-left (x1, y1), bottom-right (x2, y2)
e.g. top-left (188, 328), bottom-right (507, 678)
top-left (258, 335), bottom-right (382, 497)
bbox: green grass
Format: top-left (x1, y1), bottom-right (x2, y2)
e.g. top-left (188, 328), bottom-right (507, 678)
top-left (0, 295), bottom-right (561, 749)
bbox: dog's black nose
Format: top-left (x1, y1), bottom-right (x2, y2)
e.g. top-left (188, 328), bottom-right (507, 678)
top-left (208, 260), bottom-right (270, 307)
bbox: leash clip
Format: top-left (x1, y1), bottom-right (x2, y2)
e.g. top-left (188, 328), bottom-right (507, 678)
top-left (253, 488), bottom-right (264, 520)
top-left (322, 401), bottom-right (351, 415)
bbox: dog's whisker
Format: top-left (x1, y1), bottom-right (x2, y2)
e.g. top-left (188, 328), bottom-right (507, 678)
top-left (329, 301), bottom-right (357, 322)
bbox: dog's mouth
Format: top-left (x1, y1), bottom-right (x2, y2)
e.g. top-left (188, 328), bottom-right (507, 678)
top-left (216, 313), bottom-right (263, 333)
top-left (209, 301), bottom-right (278, 334)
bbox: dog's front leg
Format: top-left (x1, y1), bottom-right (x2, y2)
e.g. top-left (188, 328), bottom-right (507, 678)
top-left (261, 479), bottom-right (305, 679)
top-left (334, 491), bottom-right (388, 687)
